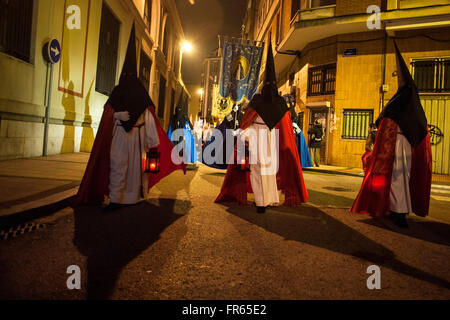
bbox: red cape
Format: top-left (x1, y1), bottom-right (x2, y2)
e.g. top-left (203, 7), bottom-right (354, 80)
top-left (350, 117), bottom-right (432, 217)
top-left (215, 108), bottom-right (309, 206)
top-left (72, 104), bottom-right (186, 206)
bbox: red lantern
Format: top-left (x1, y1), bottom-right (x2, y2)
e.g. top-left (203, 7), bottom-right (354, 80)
top-left (239, 147), bottom-right (250, 172)
top-left (144, 148), bottom-right (160, 173)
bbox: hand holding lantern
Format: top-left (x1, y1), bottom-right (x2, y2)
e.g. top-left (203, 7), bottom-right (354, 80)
top-left (145, 148), bottom-right (160, 173)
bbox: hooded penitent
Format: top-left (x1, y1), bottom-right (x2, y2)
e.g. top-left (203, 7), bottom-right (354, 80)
top-left (288, 105), bottom-right (313, 169)
top-left (215, 43), bottom-right (309, 206)
top-left (72, 24), bottom-right (185, 206)
top-left (107, 25), bottom-right (154, 133)
top-left (168, 91), bottom-right (197, 163)
top-left (247, 43), bottom-right (288, 130)
top-left (376, 41), bottom-right (428, 147)
top-left (351, 40), bottom-right (432, 217)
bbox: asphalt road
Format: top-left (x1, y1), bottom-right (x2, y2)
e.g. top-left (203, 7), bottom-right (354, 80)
top-left (0, 165), bottom-right (449, 300)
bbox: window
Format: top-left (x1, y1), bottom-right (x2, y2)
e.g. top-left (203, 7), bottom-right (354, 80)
top-left (311, 0), bottom-right (336, 8)
top-left (95, 4), bottom-right (120, 96)
top-left (412, 58), bottom-right (450, 93)
top-left (308, 63), bottom-right (336, 96)
top-left (144, 0), bottom-right (152, 31)
top-left (139, 50), bottom-right (152, 91)
top-left (158, 75), bottom-right (166, 118)
top-left (0, 0), bottom-right (33, 62)
top-left (342, 109), bottom-right (373, 140)
top-left (162, 20), bottom-right (170, 58)
top-left (291, 0), bottom-right (300, 20)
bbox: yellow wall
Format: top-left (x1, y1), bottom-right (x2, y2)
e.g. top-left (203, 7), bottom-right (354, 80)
top-left (0, 0), bottom-right (186, 160)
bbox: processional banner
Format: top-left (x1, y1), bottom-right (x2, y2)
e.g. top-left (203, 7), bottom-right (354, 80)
top-left (213, 39), bottom-right (264, 119)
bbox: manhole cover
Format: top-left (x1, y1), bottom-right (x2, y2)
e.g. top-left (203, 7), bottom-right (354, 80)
top-left (322, 186), bottom-right (352, 192)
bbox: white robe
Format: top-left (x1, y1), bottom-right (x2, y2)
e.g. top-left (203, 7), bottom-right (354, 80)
top-left (109, 109), bottom-right (159, 204)
top-left (389, 128), bottom-right (412, 213)
top-left (241, 115), bottom-right (279, 207)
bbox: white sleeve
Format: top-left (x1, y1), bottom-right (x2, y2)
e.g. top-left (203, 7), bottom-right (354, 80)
top-left (145, 109), bottom-right (160, 149)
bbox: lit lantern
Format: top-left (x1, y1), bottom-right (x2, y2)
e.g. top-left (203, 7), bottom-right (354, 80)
top-left (144, 148), bottom-right (160, 173)
top-left (239, 148), bottom-right (250, 172)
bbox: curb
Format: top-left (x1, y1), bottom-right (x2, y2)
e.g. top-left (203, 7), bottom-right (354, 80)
top-left (0, 188), bottom-right (78, 231)
top-left (303, 168), bottom-right (450, 190)
top-left (302, 168), bottom-right (362, 178)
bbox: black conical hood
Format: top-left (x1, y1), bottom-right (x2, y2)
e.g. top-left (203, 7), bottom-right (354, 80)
top-left (264, 42), bottom-right (276, 87)
top-left (394, 40), bottom-right (413, 88)
top-left (171, 90), bottom-right (189, 129)
top-left (120, 24), bottom-right (137, 78)
top-left (107, 23), bottom-right (155, 132)
top-left (376, 40), bottom-right (428, 147)
top-left (248, 42), bottom-right (288, 130)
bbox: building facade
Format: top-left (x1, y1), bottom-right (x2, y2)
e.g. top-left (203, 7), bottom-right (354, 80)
top-left (243, 0), bottom-right (450, 178)
top-left (0, 0), bottom-right (189, 160)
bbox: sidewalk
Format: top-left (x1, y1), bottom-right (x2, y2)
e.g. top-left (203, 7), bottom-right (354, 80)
top-left (0, 153), bottom-right (89, 226)
top-left (1, 153), bottom-right (449, 227)
top-left (303, 164), bottom-right (450, 188)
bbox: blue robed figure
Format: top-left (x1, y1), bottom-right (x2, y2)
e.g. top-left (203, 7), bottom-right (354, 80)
top-left (290, 108), bottom-right (313, 168)
top-left (168, 102), bottom-right (197, 164)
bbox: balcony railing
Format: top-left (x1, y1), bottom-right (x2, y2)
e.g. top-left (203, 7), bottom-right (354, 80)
top-left (291, 1), bottom-right (337, 25)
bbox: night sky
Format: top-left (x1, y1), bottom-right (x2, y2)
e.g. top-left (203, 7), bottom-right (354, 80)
top-left (175, 0), bottom-right (247, 85)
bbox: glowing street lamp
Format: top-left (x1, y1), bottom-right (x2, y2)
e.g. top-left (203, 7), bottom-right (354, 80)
top-left (179, 40), bottom-right (193, 80)
top-left (182, 41), bottom-right (193, 53)
top-left (197, 88), bottom-right (204, 101)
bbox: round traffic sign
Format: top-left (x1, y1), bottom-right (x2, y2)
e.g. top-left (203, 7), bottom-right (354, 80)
top-left (44, 39), bottom-right (61, 64)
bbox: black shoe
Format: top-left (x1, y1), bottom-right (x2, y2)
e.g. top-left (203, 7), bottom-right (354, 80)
top-left (101, 202), bottom-right (122, 212)
top-left (395, 213), bottom-right (408, 228)
top-left (256, 206), bottom-right (266, 214)
top-left (389, 211), bottom-right (408, 228)
top-left (389, 211), bottom-right (399, 223)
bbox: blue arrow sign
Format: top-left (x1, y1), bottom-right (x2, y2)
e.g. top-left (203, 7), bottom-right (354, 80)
top-left (47, 39), bottom-right (61, 64)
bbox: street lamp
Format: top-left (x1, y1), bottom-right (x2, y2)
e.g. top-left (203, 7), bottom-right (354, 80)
top-left (197, 88), bottom-right (203, 101)
top-left (179, 40), bottom-right (192, 80)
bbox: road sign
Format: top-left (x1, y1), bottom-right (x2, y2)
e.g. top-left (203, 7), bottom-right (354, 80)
top-left (343, 48), bottom-right (357, 57)
top-left (44, 39), bottom-right (61, 64)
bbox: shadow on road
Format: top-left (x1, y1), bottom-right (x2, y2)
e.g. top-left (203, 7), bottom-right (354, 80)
top-left (358, 217), bottom-right (450, 247)
top-left (224, 203), bottom-right (450, 290)
top-left (73, 198), bottom-right (191, 299)
top-left (305, 189), bottom-right (355, 208)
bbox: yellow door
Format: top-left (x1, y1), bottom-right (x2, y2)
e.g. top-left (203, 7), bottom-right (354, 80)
top-left (421, 95), bottom-right (450, 175)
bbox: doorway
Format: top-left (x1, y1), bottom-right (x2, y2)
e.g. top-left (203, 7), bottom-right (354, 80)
top-left (308, 107), bottom-right (329, 165)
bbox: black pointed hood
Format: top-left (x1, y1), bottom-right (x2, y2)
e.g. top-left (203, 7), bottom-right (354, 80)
top-left (121, 24), bottom-right (138, 78)
top-left (107, 24), bottom-right (155, 132)
top-left (248, 42), bottom-right (288, 130)
top-left (171, 91), bottom-right (185, 129)
top-left (376, 40), bottom-right (428, 147)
